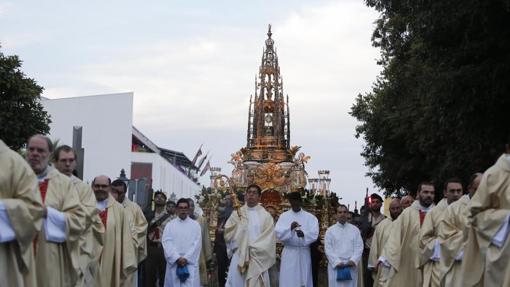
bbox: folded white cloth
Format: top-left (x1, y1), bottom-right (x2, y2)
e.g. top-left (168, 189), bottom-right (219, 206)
top-left (430, 239), bottom-right (441, 262)
top-left (492, 213), bottom-right (510, 248)
top-left (378, 256), bottom-right (391, 268)
top-left (44, 207), bottom-right (67, 243)
top-left (0, 202), bottom-right (16, 243)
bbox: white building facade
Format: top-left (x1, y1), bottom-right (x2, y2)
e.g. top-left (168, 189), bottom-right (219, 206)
top-left (42, 93), bottom-right (199, 202)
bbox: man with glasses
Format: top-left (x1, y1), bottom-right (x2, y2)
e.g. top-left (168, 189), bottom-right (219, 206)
top-left (25, 134), bottom-right (86, 287)
top-left (162, 198), bottom-right (202, 286)
top-left (54, 145), bottom-right (103, 287)
top-left (438, 173), bottom-right (482, 286)
top-left (92, 175), bottom-right (137, 287)
top-left (224, 184), bottom-right (276, 287)
top-left (419, 178), bottom-right (463, 287)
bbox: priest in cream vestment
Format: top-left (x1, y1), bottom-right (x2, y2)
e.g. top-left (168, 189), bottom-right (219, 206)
top-left (461, 152), bottom-right (510, 287)
top-left (112, 179), bottom-right (148, 287)
top-left (379, 182), bottom-right (435, 287)
top-left (54, 144), bottom-right (104, 287)
top-left (225, 184), bottom-right (276, 287)
top-left (93, 175), bottom-right (137, 287)
top-left (419, 179), bottom-right (463, 287)
top-left (188, 198), bottom-right (213, 287)
top-left (368, 198), bottom-right (402, 287)
top-left (0, 139), bottom-right (44, 287)
top-left (436, 173), bottom-right (482, 287)
top-left (26, 135), bottom-right (87, 287)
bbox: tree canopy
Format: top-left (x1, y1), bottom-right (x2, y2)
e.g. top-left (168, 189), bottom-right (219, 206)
top-left (0, 45), bottom-right (51, 150)
top-left (351, 0), bottom-right (510, 196)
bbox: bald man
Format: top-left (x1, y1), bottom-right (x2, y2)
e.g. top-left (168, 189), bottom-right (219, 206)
top-left (369, 198), bottom-right (402, 286)
top-left (400, 195), bottom-right (414, 209)
top-left (92, 175), bottom-right (136, 287)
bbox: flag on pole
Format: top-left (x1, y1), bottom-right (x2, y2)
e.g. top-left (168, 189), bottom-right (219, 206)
top-left (190, 145), bottom-right (203, 167)
top-left (197, 152), bottom-right (209, 171)
top-left (200, 161), bottom-right (211, 176)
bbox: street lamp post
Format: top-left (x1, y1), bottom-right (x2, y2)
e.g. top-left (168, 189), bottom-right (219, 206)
top-left (308, 178), bottom-right (318, 195)
top-left (318, 170), bottom-right (330, 196)
top-left (117, 168), bottom-right (130, 198)
top-left (209, 167), bottom-right (222, 187)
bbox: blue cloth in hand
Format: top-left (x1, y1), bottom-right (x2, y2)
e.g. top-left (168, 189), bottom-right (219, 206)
top-left (336, 266), bottom-right (352, 281)
top-left (176, 265), bottom-right (190, 283)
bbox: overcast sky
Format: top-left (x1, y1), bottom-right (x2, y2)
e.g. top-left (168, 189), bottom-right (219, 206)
top-left (0, 0), bottom-right (384, 208)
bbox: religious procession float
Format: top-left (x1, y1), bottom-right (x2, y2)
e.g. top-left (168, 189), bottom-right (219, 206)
top-left (196, 26), bottom-right (340, 245)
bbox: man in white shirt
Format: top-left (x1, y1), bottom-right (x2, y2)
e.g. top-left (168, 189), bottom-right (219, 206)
top-left (162, 198), bottom-right (202, 287)
top-left (325, 204), bottom-right (364, 287)
top-left (275, 191), bottom-right (319, 287)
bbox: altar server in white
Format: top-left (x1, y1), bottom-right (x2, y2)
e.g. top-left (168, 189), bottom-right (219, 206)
top-left (325, 204), bottom-right (364, 287)
top-left (275, 191), bottom-right (319, 287)
top-left (162, 198), bottom-right (202, 287)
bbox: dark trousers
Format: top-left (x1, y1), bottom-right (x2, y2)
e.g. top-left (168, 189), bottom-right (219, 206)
top-left (363, 248), bottom-right (374, 287)
top-left (310, 239), bottom-right (322, 287)
top-left (144, 243), bottom-right (166, 287)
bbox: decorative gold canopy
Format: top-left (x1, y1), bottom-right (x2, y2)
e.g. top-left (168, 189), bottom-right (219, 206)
top-left (244, 24), bottom-right (293, 163)
top-left (230, 25), bottom-right (310, 196)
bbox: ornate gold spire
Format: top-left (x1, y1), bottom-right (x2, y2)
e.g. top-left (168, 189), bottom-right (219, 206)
top-left (245, 25), bottom-right (292, 163)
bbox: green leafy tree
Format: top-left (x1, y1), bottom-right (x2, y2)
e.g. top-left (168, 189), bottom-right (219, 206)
top-left (0, 45), bottom-right (51, 150)
top-left (351, 0), bottom-right (510, 196)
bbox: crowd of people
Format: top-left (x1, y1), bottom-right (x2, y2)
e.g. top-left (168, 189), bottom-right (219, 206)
top-left (1, 133), bottom-right (510, 287)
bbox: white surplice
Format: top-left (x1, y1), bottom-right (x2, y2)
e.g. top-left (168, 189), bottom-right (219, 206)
top-left (162, 216), bottom-right (202, 287)
top-left (325, 222), bottom-right (364, 287)
top-left (275, 209), bottom-right (319, 287)
top-left (226, 206), bottom-right (273, 287)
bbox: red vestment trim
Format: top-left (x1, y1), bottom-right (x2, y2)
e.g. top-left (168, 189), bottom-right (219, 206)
top-left (34, 179), bottom-right (50, 254)
top-left (419, 210), bottom-right (426, 226)
top-left (38, 179), bottom-right (49, 203)
top-left (99, 209), bottom-right (108, 228)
